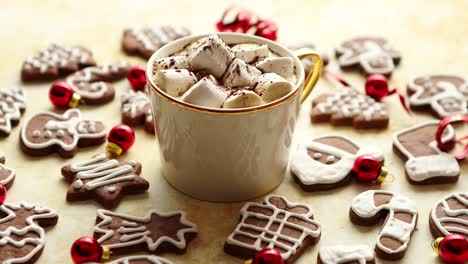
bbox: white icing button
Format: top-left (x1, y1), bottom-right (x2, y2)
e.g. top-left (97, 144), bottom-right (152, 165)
top-left (44, 130), bottom-right (52, 138)
top-left (326, 155), bottom-right (336, 163)
top-left (56, 129), bottom-right (65, 138)
top-left (88, 125), bottom-right (96, 133)
top-left (73, 179), bottom-right (84, 189)
top-left (107, 185), bottom-right (116, 193)
top-left (32, 130), bottom-right (41, 138)
top-left (312, 153), bottom-right (322, 159)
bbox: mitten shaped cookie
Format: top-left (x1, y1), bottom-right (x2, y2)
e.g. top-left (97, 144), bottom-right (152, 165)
top-left (20, 109), bottom-right (106, 158)
top-left (393, 120), bottom-right (461, 184)
top-left (121, 90), bottom-right (154, 133)
top-left (429, 192), bottom-right (467, 239)
top-left (407, 74), bottom-right (468, 118)
top-left (336, 36), bottom-right (401, 77)
top-left (0, 87), bottom-right (26, 137)
top-left (291, 136), bottom-right (384, 191)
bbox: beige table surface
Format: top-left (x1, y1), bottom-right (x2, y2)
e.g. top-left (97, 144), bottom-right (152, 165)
top-left (0, 0), bottom-right (467, 263)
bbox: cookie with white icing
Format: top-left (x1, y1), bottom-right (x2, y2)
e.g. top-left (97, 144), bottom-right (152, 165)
top-left (291, 136), bottom-right (384, 191)
top-left (122, 26), bottom-right (191, 59)
top-left (224, 195), bottom-right (321, 263)
top-left (0, 202), bottom-right (58, 264)
top-left (317, 245), bottom-right (375, 264)
top-left (20, 109), bottom-right (106, 158)
top-left (121, 90), bottom-right (154, 134)
top-left (393, 120), bottom-right (460, 184)
top-left (350, 190), bottom-right (418, 260)
top-left (311, 88), bottom-right (389, 129)
top-left (21, 43), bottom-right (96, 82)
top-left (65, 62), bottom-right (130, 105)
top-left (0, 153), bottom-right (16, 189)
top-left (0, 87), bottom-right (26, 137)
top-left (105, 255), bottom-right (173, 264)
top-left (407, 74), bottom-right (468, 118)
top-left (335, 36), bottom-right (401, 77)
top-left (93, 209), bottom-right (197, 255)
top-left (429, 192), bottom-right (467, 239)
top-left (61, 153), bottom-right (149, 208)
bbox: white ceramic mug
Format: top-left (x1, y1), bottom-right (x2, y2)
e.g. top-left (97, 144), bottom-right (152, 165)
top-left (146, 33), bottom-right (322, 202)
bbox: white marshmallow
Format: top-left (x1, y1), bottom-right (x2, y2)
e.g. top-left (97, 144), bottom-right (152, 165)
top-left (154, 69), bottom-right (197, 97)
top-left (177, 37), bottom-right (208, 55)
top-left (253, 73), bottom-right (294, 103)
top-left (152, 55), bottom-right (189, 74)
top-left (231, 43), bottom-right (271, 63)
top-left (222, 58), bottom-right (262, 88)
top-left (188, 35), bottom-right (235, 78)
top-left (180, 77), bottom-right (228, 108)
top-left (256, 57), bottom-right (296, 82)
top-left (223, 90), bottom-right (264, 109)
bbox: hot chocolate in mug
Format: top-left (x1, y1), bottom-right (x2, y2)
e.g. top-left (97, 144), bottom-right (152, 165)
top-left (146, 33), bottom-right (322, 202)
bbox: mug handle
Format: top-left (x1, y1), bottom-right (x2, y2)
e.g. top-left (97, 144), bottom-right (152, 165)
top-left (294, 48), bottom-right (323, 103)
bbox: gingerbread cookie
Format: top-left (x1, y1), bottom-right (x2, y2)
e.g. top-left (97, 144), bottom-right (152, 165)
top-left (121, 90), bottom-right (154, 133)
top-left (407, 74), bottom-right (468, 118)
top-left (336, 36), bottom-right (401, 77)
top-left (317, 245), bottom-right (375, 264)
top-left (0, 153), bottom-right (16, 189)
top-left (0, 87), bottom-right (26, 137)
top-left (65, 61), bottom-right (130, 105)
top-left (224, 195), bottom-right (321, 263)
top-left (93, 209), bottom-right (197, 255)
top-left (122, 26), bottom-right (191, 59)
top-left (107, 255), bottom-right (172, 264)
top-left (61, 153), bottom-right (149, 208)
top-left (287, 42), bottom-right (329, 75)
top-left (350, 190), bottom-right (418, 260)
top-left (291, 136), bottom-right (384, 191)
top-left (429, 192), bottom-right (467, 239)
top-left (0, 202), bottom-right (58, 264)
top-left (311, 88), bottom-right (389, 129)
top-left (393, 120), bottom-right (460, 184)
top-left (20, 109), bottom-right (106, 158)
top-left (21, 43), bottom-right (96, 82)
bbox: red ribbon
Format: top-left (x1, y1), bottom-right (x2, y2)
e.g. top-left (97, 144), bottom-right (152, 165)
top-left (435, 115), bottom-right (468, 160)
top-left (385, 88), bottom-right (411, 114)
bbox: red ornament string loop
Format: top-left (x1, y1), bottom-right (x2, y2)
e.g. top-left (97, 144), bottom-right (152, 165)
top-left (435, 114), bottom-right (468, 160)
top-left (365, 74), bottom-right (411, 113)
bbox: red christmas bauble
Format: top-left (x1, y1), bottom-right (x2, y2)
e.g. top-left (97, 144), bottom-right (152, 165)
top-left (108, 124), bottom-right (135, 152)
top-left (254, 19), bottom-right (278, 41)
top-left (127, 66), bottom-right (147, 92)
top-left (70, 237), bottom-right (102, 264)
top-left (352, 155), bottom-right (382, 182)
top-left (252, 248), bottom-right (284, 264)
top-left (365, 74), bottom-right (389, 101)
top-left (438, 234), bottom-right (468, 263)
top-left (49, 81), bottom-right (80, 108)
top-left (0, 183), bottom-right (6, 205)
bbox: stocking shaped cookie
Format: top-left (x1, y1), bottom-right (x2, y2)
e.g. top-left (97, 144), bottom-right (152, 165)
top-left (20, 109), bottom-right (106, 158)
top-left (430, 192), bottom-right (467, 239)
top-left (291, 136), bottom-right (384, 191)
top-left (61, 154), bottom-right (149, 208)
top-left (317, 245), bottom-right (375, 264)
top-left (93, 209), bottom-right (197, 255)
top-left (350, 190), bottom-right (418, 260)
top-left (393, 120), bottom-right (460, 184)
top-left (0, 202), bottom-right (58, 264)
top-left (65, 62), bottom-right (130, 105)
top-left (0, 87), bottom-right (26, 137)
top-left (21, 43), bottom-right (96, 82)
top-left (121, 90), bottom-right (154, 133)
top-left (122, 26), bottom-right (191, 59)
top-left (225, 195), bottom-right (321, 263)
top-left (336, 36), bottom-right (401, 76)
top-left (0, 153), bottom-right (16, 189)
top-left (311, 88), bottom-right (389, 129)
top-left (407, 74), bottom-right (468, 118)
top-left (106, 255), bottom-right (172, 264)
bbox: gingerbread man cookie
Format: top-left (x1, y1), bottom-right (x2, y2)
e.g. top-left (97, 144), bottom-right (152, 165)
top-left (350, 190), bottom-right (418, 260)
top-left (121, 90), bottom-right (154, 133)
top-left (317, 245), bottom-right (375, 264)
top-left (291, 136), bottom-right (384, 191)
top-left (20, 109), bottom-right (106, 158)
top-left (0, 153), bottom-right (16, 189)
top-left (311, 88), bottom-right (389, 129)
top-left (61, 154), bottom-right (149, 208)
top-left (336, 36), bottom-right (401, 77)
top-left (0, 202), bottom-right (58, 264)
top-left (93, 209), bottom-right (197, 255)
top-left (65, 61), bottom-right (130, 105)
top-left (106, 255), bottom-right (173, 264)
top-left (21, 43), bottom-right (96, 82)
top-left (0, 87), bottom-right (26, 137)
top-left (224, 195), bottom-right (321, 263)
top-left (407, 74), bottom-right (468, 118)
top-left (429, 192), bottom-right (467, 239)
top-left (122, 26), bottom-right (191, 59)
top-left (393, 120), bottom-right (460, 184)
